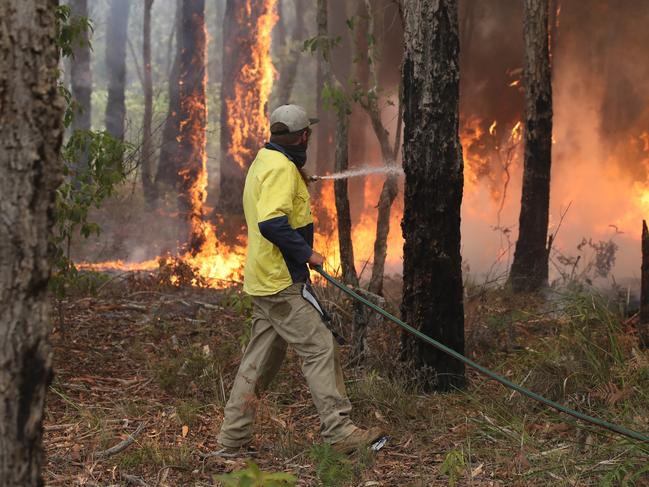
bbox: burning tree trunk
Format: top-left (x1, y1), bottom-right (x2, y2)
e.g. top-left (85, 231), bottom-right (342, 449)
top-left (104, 0), bottom-right (130, 142)
top-left (509, 0), bottom-right (553, 293)
top-left (155, 0), bottom-right (182, 194)
top-left (275, 0), bottom-right (307, 102)
top-left (400, 0), bottom-right (466, 391)
top-left (142, 0), bottom-right (155, 206)
top-left (70, 0), bottom-right (92, 133)
top-left (640, 220), bottom-right (649, 348)
top-left (220, 0), bottom-right (277, 213)
top-left (176, 0), bottom-right (208, 251)
top-left (0, 1), bottom-right (63, 484)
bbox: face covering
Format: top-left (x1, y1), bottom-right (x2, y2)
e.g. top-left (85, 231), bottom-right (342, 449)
top-left (266, 142), bottom-right (308, 168)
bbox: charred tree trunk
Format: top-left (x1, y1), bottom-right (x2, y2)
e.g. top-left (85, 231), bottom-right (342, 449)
top-left (142, 0), bottom-right (155, 206)
top-left (0, 1), bottom-right (63, 484)
top-left (640, 220), bottom-right (649, 348)
top-left (176, 0), bottom-right (208, 250)
top-left (155, 0), bottom-right (183, 194)
top-left (220, 0), bottom-right (277, 214)
top-left (104, 0), bottom-right (130, 141)
top-left (509, 0), bottom-right (553, 293)
top-left (276, 0), bottom-right (307, 102)
top-left (70, 0), bottom-right (92, 133)
top-left (333, 116), bottom-right (358, 287)
top-left (400, 0), bottom-right (465, 392)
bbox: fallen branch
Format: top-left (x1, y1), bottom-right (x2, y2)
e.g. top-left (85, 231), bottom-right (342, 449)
top-left (94, 422), bottom-right (146, 459)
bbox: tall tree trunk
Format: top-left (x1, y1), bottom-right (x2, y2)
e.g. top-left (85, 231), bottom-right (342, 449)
top-left (359, 0), bottom-right (403, 296)
top-left (142, 0), bottom-right (155, 206)
top-left (155, 0), bottom-right (183, 194)
top-left (70, 0), bottom-right (91, 132)
top-left (220, 0), bottom-right (277, 214)
top-left (400, 0), bottom-right (465, 392)
top-left (176, 0), bottom-right (208, 250)
top-left (317, 0), bottom-right (357, 287)
top-left (317, 0), bottom-right (368, 364)
top-left (333, 116), bottom-right (358, 287)
top-left (104, 0), bottom-right (130, 141)
top-left (0, 1), bottom-right (64, 485)
top-left (275, 0), bottom-right (307, 103)
top-left (509, 0), bottom-right (553, 293)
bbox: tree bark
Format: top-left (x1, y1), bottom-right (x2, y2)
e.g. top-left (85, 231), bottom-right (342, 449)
top-left (176, 0), bottom-right (208, 251)
top-left (219, 0), bottom-right (277, 214)
top-left (70, 0), bottom-right (91, 133)
top-left (640, 220), bottom-right (649, 348)
top-left (400, 0), bottom-right (465, 392)
top-left (104, 0), bottom-right (130, 141)
top-left (142, 0), bottom-right (155, 206)
top-left (509, 0), bottom-right (553, 293)
top-left (155, 0), bottom-right (183, 194)
top-left (0, 1), bottom-right (64, 485)
top-left (275, 0), bottom-right (307, 103)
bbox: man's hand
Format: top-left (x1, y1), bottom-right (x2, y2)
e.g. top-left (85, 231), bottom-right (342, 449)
top-left (308, 250), bottom-right (325, 268)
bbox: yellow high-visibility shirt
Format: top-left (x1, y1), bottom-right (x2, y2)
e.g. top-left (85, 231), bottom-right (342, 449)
top-left (242, 147), bottom-right (314, 296)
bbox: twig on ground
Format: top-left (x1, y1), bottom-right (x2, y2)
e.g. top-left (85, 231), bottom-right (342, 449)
top-left (94, 422), bottom-right (146, 459)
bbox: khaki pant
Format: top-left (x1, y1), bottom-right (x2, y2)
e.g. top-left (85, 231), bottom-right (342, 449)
top-left (218, 283), bottom-right (356, 447)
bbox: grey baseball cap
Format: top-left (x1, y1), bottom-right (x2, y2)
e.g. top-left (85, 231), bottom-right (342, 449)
top-left (270, 104), bottom-right (319, 134)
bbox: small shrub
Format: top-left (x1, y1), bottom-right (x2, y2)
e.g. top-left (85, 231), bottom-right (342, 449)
top-left (154, 345), bottom-right (232, 401)
top-left (440, 448), bottom-right (466, 486)
top-left (309, 443), bottom-right (353, 487)
top-left (215, 461), bottom-right (296, 486)
top-left (175, 399), bottom-right (203, 426)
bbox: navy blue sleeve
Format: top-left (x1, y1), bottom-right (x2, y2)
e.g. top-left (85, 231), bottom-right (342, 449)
top-left (259, 216), bottom-right (313, 264)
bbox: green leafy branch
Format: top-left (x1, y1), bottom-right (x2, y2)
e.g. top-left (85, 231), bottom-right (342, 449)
top-left (50, 5), bottom-right (131, 298)
top-left (55, 5), bottom-right (93, 58)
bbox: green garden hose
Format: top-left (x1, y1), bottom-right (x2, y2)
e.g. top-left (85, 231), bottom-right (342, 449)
top-left (315, 266), bottom-right (649, 445)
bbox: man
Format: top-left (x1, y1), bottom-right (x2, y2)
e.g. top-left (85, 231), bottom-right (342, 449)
top-left (217, 104), bottom-right (383, 455)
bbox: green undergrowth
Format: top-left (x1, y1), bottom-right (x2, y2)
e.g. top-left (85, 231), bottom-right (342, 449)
top-left (152, 342), bottom-right (237, 404)
top-left (355, 287), bottom-right (649, 485)
top-left (309, 443), bottom-right (374, 487)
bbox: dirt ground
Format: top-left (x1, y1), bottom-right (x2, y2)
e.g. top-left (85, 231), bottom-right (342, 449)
top-left (43, 272), bottom-right (649, 486)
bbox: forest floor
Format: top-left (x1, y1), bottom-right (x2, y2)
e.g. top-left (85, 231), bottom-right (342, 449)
top-left (43, 269), bottom-right (649, 486)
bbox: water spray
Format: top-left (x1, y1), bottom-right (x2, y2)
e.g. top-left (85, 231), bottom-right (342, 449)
top-left (309, 165), bottom-right (404, 182)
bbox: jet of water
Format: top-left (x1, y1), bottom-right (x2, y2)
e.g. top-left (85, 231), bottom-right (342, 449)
top-left (311, 165), bottom-right (404, 181)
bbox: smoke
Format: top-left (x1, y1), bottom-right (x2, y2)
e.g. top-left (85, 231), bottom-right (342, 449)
top-left (459, 0), bottom-right (649, 283)
top-left (335, 0), bottom-right (649, 284)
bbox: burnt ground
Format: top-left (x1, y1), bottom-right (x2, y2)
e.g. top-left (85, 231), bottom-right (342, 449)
top-left (44, 272), bottom-right (649, 486)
